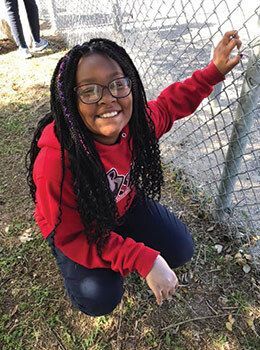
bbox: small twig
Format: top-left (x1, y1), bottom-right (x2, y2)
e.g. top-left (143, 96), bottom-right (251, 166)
top-left (174, 292), bottom-right (199, 316)
top-left (204, 245), bottom-right (207, 263)
top-left (208, 268), bottom-right (222, 273)
top-left (177, 284), bottom-right (188, 288)
top-left (205, 299), bottom-right (218, 315)
top-left (116, 298), bottom-right (124, 350)
top-left (161, 313), bottom-right (231, 331)
top-left (0, 277), bottom-right (11, 288)
top-left (49, 327), bottom-right (68, 350)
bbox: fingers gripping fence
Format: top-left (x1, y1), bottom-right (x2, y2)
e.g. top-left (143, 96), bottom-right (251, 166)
top-left (37, 0), bottom-right (260, 262)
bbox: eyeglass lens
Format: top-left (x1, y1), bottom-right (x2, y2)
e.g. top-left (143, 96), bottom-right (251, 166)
top-left (78, 77), bottom-right (131, 104)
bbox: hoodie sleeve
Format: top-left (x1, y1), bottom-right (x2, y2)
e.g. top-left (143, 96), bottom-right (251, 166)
top-left (34, 156), bottom-right (159, 278)
top-left (148, 61), bottom-right (225, 139)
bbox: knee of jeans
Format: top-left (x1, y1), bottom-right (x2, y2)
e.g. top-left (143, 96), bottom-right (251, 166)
top-left (167, 234), bottom-right (195, 268)
top-left (67, 278), bottom-right (124, 317)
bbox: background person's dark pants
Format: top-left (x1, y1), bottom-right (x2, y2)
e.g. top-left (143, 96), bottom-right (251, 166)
top-left (4, 0), bottom-right (40, 48)
top-left (48, 197), bottom-right (194, 317)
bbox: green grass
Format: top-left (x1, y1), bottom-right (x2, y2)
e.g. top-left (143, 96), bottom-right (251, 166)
top-left (228, 291), bottom-right (250, 312)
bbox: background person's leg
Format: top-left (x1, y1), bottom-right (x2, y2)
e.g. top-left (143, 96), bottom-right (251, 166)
top-left (115, 197), bottom-right (194, 268)
top-left (23, 0), bottom-right (39, 42)
top-left (23, 0), bottom-right (48, 51)
top-left (4, 0), bottom-right (27, 48)
top-left (48, 238), bottom-right (124, 317)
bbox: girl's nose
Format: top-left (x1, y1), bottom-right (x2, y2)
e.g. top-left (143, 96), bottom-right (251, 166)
top-left (98, 87), bottom-right (117, 104)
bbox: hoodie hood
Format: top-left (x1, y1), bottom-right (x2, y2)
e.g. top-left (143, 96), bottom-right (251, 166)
top-left (38, 121), bottom-right (60, 150)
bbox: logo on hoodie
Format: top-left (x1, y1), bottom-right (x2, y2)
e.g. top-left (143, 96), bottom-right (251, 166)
top-left (107, 168), bottom-right (130, 202)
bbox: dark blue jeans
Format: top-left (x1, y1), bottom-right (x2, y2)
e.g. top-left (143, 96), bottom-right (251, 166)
top-left (4, 0), bottom-right (40, 48)
top-left (48, 197), bottom-right (194, 316)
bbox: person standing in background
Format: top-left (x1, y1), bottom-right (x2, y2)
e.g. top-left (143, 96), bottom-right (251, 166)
top-left (4, 0), bottom-right (48, 58)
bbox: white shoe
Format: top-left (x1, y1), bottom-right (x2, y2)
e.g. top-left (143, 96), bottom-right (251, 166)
top-left (32, 38), bottom-right (49, 52)
top-left (18, 48), bottom-right (32, 59)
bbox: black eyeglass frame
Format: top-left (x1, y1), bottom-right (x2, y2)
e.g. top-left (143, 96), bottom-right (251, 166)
top-left (73, 76), bottom-right (132, 104)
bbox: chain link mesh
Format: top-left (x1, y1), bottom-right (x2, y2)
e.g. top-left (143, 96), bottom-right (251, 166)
top-left (37, 0), bottom-right (260, 259)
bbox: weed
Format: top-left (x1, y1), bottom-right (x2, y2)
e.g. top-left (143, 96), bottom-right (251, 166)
top-left (228, 291), bottom-right (249, 312)
top-left (0, 318), bottom-right (25, 350)
top-left (212, 334), bottom-right (229, 348)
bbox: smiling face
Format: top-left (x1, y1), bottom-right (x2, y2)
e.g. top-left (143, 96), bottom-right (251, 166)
top-left (75, 53), bottom-right (133, 145)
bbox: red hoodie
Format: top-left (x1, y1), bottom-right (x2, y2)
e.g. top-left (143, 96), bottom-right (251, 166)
top-left (33, 61), bottom-right (224, 278)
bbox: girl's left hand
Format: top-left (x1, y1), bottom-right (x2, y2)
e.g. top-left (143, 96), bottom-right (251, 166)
top-left (213, 30), bottom-right (242, 76)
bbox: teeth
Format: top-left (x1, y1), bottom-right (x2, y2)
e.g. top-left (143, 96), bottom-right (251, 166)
top-left (99, 111), bottom-right (119, 118)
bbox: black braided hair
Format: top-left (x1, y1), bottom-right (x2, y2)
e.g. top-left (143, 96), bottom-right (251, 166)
top-left (26, 38), bottom-right (164, 257)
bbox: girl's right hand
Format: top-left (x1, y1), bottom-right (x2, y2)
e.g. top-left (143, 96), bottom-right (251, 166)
top-left (213, 30), bottom-right (242, 75)
top-left (145, 255), bottom-right (179, 305)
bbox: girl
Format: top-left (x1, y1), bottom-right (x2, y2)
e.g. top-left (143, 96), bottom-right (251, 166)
top-left (27, 31), bottom-right (241, 317)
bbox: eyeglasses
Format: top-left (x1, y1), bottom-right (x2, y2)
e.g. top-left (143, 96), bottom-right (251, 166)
top-left (74, 77), bottom-right (132, 104)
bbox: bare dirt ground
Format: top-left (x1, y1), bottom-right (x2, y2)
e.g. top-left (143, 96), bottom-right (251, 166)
top-left (0, 30), bottom-right (259, 349)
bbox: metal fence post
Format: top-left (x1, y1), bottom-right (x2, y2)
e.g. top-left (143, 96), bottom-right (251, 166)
top-left (111, 0), bottom-right (123, 36)
top-left (46, 0), bottom-right (57, 31)
top-left (215, 39), bottom-right (260, 220)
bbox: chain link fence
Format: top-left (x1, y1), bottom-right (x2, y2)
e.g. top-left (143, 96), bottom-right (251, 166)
top-left (16, 0), bottom-right (260, 261)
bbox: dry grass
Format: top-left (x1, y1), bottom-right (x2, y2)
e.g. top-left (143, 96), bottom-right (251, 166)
top-left (0, 31), bottom-right (259, 350)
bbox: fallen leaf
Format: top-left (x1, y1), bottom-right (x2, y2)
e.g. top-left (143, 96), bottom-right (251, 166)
top-left (234, 252), bottom-right (243, 259)
top-left (226, 315), bottom-right (235, 331)
top-left (234, 252), bottom-right (245, 266)
top-left (24, 228), bottom-right (32, 234)
top-left (244, 254), bottom-right (253, 261)
top-left (242, 264), bottom-right (251, 273)
top-left (12, 83), bottom-right (19, 91)
top-left (228, 314), bottom-right (235, 325)
top-left (226, 322), bottom-right (233, 331)
top-left (214, 244), bottom-right (223, 254)
top-left (18, 229), bottom-right (34, 243)
top-left (246, 317), bottom-right (254, 328)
